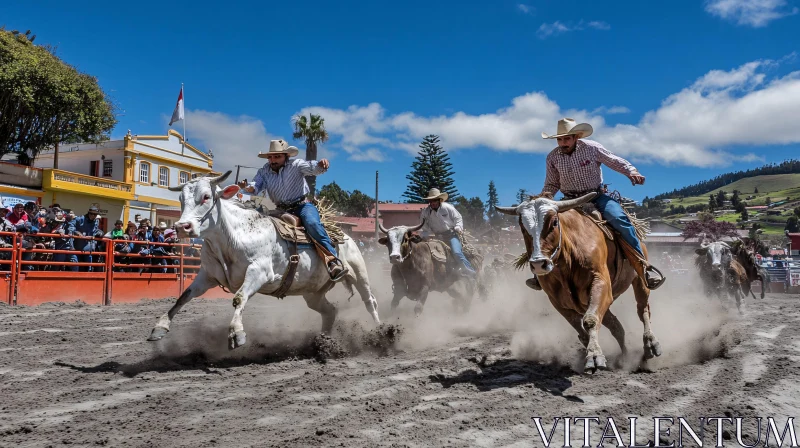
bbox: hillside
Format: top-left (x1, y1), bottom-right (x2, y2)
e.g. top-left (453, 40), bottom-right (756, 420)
top-left (669, 174), bottom-right (800, 207)
top-left (655, 174), bottom-right (800, 236)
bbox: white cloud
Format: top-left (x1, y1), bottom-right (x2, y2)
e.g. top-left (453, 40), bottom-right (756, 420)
top-left (297, 58), bottom-right (800, 168)
top-left (705, 0), bottom-right (799, 27)
top-left (517, 4), bottom-right (534, 15)
top-left (536, 20), bottom-right (611, 39)
top-left (181, 110), bottom-right (276, 177)
top-left (592, 106), bottom-right (631, 115)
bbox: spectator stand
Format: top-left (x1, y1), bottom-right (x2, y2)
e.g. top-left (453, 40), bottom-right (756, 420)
top-left (2, 233), bottom-right (230, 306)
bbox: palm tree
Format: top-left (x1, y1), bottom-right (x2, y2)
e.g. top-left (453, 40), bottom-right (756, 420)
top-left (292, 113), bottom-right (330, 196)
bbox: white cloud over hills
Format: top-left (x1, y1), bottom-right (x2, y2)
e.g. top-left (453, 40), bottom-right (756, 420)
top-left (183, 58), bottom-right (799, 171)
top-left (295, 58), bottom-right (799, 168)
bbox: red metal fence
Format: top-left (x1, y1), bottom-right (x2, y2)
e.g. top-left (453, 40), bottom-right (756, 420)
top-left (0, 231), bottom-right (232, 306)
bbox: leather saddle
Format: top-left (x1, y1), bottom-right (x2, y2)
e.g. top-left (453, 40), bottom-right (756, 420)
top-left (266, 210), bottom-right (341, 245)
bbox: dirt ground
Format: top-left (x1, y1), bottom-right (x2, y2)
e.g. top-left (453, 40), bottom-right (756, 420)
top-left (1, 264), bottom-right (799, 447)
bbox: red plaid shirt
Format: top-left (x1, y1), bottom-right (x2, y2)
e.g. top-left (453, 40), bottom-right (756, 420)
top-left (541, 139), bottom-right (639, 196)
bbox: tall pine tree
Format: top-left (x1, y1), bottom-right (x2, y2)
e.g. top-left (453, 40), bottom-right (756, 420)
top-left (402, 135), bottom-right (459, 203)
top-left (485, 181), bottom-right (500, 226)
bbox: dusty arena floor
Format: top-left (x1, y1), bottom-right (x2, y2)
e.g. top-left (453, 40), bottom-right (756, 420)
top-left (1, 266), bottom-right (799, 447)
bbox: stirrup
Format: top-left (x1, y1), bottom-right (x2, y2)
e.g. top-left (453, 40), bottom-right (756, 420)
top-left (645, 265), bottom-right (666, 290)
top-left (526, 277), bottom-right (542, 291)
top-left (327, 259), bottom-right (349, 282)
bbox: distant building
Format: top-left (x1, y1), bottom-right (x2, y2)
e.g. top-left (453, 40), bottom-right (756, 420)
top-left (371, 203), bottom-right (427, 228)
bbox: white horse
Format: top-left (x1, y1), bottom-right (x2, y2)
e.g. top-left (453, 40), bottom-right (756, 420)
top-left (146, 171), bottom-right (380, 349)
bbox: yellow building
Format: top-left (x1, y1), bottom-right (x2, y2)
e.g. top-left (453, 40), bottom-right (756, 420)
top-left (31, 129), bottom-right (216, 229)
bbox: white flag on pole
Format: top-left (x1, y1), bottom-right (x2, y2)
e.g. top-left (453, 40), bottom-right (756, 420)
top-left (169, 87), bottom-right (184, 126)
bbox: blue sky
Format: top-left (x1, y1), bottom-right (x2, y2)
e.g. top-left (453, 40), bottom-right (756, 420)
top-left (5, 0), bottom-right (799, 204)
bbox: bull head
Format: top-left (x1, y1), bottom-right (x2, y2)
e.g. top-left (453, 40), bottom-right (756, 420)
top-left (695, 240), bottom-right (731, 271)
top-left (173, 170), bottom-right (237, 238)
top-left (378, 221), bottom-right (425, 264)
top-left (495, 192), bottom-right (596, 275)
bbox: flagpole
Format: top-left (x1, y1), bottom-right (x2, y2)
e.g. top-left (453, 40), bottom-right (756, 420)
top-left (181, 83), bottom-right (186, 156)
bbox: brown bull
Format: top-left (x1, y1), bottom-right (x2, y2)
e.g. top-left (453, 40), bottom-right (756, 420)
top-left (496, 192), bottom-right (662, 373)
top-left (730, 239), bottom-right (768, 299)
top-left (378, 221), bottom-right (476, 316)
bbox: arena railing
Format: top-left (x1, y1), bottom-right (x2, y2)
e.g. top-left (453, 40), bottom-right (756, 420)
top-left (3, 233), bottom-right (228, 306)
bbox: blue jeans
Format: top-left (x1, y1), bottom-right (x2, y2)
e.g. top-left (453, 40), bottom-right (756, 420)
top-left (593, 193), bottom-right (644, 257)
top-left (294, 203), bottom-right (338, 258)
top-left (447, 232), bottom-right (476, 274)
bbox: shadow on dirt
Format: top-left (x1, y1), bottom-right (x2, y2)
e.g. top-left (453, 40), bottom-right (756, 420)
top-left (428, 358), bottom-right (582, 402)
top-left (54, 322), bottom-right (403, 378)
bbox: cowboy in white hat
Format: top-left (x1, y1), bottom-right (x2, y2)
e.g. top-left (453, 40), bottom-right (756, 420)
top-left (238, 139), bottom-right (347, 281)
top-left (528, 118), bottom-right (664, 291)
top-left (418, 188), bottom-right (477, 278)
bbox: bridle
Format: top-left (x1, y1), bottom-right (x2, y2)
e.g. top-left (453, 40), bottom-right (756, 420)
top-left (199, 194), bottom-right (220, 226)
top-left (547, 216), bottom-right (564, 262)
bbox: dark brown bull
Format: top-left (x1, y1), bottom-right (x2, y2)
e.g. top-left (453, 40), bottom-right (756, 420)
top-left (496, 192), bottom-right (662, 373)
top-left (730, 239), bottom-right (769, 299)
top-left (378, 221), bottom-right (476, 316)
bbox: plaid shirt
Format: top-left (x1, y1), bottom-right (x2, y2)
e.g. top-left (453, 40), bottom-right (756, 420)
top-left (541, 139), bottom-right (638, 196)
top-left (250, 158), bottom-right (327, 205)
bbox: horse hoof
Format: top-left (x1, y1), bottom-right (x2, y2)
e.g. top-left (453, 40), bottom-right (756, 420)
top-left (644, 340), bottom-right (662, 359)
top-left (414, 305), bottom-right (423, 317)
top-left (595, 355), bottom-right (608, 370)
top-left (147, 327), bottom-right (168, 341)
top-left (229, 331), bottom-right (247, 350)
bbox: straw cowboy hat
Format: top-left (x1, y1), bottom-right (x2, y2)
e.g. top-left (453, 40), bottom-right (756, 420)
top-left (423, 188), bottom-right (448, 202)
top-left (542, 118), bottom-right (593, 140)
top-left (258, 139), bottom-right (299, 158)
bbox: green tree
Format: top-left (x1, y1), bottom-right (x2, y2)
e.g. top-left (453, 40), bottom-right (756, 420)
top-left (708, 194), bottom-right (716, 212)
top-left (454, 196), bottom-right (486, 230)
top-left (516, 188), bottom-right (529, 205)
top-left (716, 190), bottom-right (726, 208)
top-left (346, 190), bottom-right (374, 218)
top-left (740, 207), bottom-right (749, 222)
top-left (731, 190), bottom-right (740, 207)
top-left (754, 187), bottom-right (759, 194)
top-left (318, 182), bottom-right (374, 217)
top-left (319, 181), bottom-right (349, 211)
top-left (402, 135), bottom-right (459, 203)
top-left (0, 29), bottom-right (116, 164)
top-left (794, 206), bottom-right (800, 218)
top-left (292, 113), bottom-right (329, 196)
top-left (485, 181), bottom-right (501, 227)
top-left (765, 197), bottom-right (772, 207)
top-left (786, 216), bottom-right (800, 233)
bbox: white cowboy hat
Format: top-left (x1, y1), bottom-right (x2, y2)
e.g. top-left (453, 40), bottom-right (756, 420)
top-left (423, 188), bottom-right (448, 202)
top-left (542, 118), bottom-right (593, 140)
top-left (158, 222), bottom-right (168, 229)
top-left (258, 139), bottom-right (300, 158)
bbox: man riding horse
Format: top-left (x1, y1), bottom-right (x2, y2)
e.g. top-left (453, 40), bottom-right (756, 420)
top-left (238, 139), bottom-right (348, 281)
top-left (418, 188), bottom-right (477, 278)
top-left (527, 118), bottom-right (665, 291)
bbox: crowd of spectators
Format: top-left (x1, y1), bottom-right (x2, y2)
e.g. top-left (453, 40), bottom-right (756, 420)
top-left (0, 201), bottom-right (200, 273)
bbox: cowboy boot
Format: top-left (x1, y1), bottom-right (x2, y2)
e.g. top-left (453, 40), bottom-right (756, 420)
top-left (526, 275), bottom-right (542, 290)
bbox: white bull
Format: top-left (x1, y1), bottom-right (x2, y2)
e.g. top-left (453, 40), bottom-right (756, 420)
top-left (146, 171), bottom-right (380, 349)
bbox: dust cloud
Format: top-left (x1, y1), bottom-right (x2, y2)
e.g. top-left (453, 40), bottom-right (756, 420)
top-left (143, 249), bottom-right (738, 373)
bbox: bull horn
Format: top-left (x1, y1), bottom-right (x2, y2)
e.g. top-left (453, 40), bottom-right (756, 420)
top-left (168, 184), bottom-right (185, 192)
top-left (379, 221), bottom-right (388, 234)
top-left (208, 170), bottom-right (232, 185)
top-left (407, 220), bottom-right (425, 232)
top-left (554, 192), bottom-right (598, 212)
top-left (495, 206), bottom-right (517, 216)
